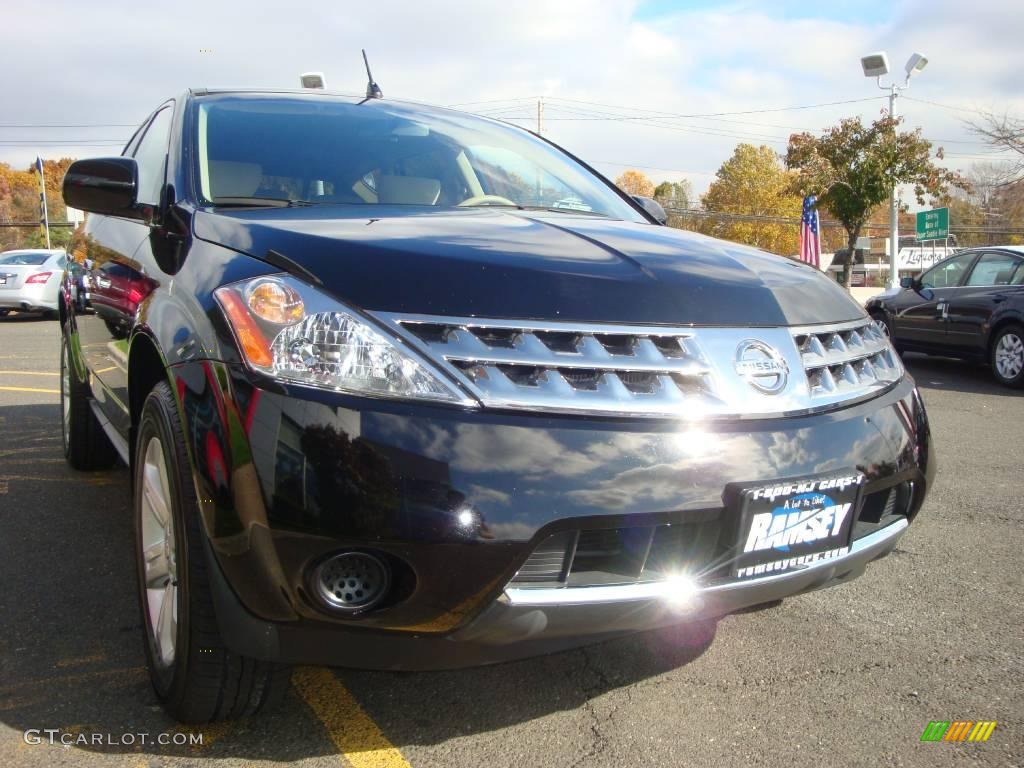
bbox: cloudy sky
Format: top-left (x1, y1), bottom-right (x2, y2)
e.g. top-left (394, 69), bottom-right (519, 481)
top-left (1, 0), bottom-right (1020, 196)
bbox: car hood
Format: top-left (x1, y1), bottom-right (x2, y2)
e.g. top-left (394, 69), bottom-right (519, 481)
top-left (193, 206), bottom-right (864, 326)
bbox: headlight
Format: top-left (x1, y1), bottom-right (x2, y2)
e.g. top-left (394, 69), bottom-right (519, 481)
top-left (214, 274), bottom-right (474, 405)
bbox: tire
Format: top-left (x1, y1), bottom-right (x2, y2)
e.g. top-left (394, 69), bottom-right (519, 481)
top-left (134, 381), bottom-right (291, 722)
top-left (61, 331), bottom-right (118, 470)
top-left (990, 324), bottom-right (1024, 388)
top-left (104, 317), bottom-right (128, 339)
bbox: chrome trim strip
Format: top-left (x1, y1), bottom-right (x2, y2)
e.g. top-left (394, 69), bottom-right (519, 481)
top-left (89, 399), bottom-right (130, 465)
top-left (504, 519), bottom-right (908, 606)
top-left (789, 317), bottom-right (884, 335)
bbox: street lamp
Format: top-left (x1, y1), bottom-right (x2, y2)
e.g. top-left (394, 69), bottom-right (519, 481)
top-left (860, 51), bottom-right (929, 289)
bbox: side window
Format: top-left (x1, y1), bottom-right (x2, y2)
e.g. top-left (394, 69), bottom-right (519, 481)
top-left (965, 253), bottom-right (1022, 287)
top-left (919, 253), bottom-right (975, 289)
top-left (133, 107), bottom-right (174, 206)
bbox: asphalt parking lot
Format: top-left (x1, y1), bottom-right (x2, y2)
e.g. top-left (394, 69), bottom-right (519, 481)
top-left (0, 312), bottom-right (1021, 768)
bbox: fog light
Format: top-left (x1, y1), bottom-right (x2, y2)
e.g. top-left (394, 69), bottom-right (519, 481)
top-left (662, 573), bottom-right (701, 613)
top-left (312, 551), bottom-right (391, 614)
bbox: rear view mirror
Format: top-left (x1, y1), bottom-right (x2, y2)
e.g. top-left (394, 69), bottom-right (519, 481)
top-left (63, 157), bottom-right (142, 218)
top-left (631, 195), bottom-right (668, 225)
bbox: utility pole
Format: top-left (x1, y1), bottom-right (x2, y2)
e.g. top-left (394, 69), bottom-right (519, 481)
top-left (35, 157), bottom-right (51, 249)
top-left (887, 84), bottom-right (898, 288)
top-left (536, 97), bottom-right (543, 136)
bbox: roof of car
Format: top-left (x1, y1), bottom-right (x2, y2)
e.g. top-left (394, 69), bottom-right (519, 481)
top-left (186, 88), bottom-right (479, 119)
top-left (958, 245), bottom-right (1024, 255)
top-left (0, 249), bottom-right (65, 255)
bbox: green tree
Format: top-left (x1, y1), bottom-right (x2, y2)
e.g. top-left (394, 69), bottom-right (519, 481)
top-left (700, 144), bottom-right (803, 254)
top-left (787, 116), bottom-right (964, 286)
top-left (653, 180), bottom-right (692, 208)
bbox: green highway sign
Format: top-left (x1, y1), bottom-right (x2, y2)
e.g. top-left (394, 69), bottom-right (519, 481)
top-left (916, 207), bottom-right (949, 242)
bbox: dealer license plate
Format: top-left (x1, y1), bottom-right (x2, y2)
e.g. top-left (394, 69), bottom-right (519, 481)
top-left (731, 471), bottom-right (864, 579)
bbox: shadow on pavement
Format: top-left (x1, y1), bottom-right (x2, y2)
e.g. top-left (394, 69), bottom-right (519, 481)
top-left (903, 353), bottom-right (1022, 398)
top-left (0, 311), bottom-right (55, 324)
top-left (0, 402), bottom-right (716, 762)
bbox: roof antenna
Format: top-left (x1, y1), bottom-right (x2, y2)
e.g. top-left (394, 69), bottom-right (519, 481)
top-left (362, 49), bottom-right (383, 99)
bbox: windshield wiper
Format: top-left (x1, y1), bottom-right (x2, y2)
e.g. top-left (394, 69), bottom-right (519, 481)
top-left (517, 205), bottom-right (610, 218)
top-left (209, 196), bottom-right (314, 208)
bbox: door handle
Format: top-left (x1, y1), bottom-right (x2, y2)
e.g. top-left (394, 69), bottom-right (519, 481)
top-left (992, 294), bottom-right (1006, 304)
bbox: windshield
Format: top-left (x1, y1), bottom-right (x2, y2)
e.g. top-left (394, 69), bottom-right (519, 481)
top-left (194, 95), bottom-right (645, 221)
top-left (0, 252), bottom-right (51, 266)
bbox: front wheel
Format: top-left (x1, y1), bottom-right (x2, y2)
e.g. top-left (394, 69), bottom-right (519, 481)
top-left (991, 324), bottom-right (1024, 388)
top-left (134, 381), bottom-right (290, 722)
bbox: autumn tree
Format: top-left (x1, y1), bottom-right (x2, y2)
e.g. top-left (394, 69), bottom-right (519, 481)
top-left (615, 169), bottom-right (655, 198)
top-left (787, 116), bottom-right (964, 287)
top-left (0, 158), bottom-right (74, 250)
top-left (700, 144), bottom-right (803, 254)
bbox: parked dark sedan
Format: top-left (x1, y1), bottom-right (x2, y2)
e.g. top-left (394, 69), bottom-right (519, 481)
top-left (61, 89), bottom-right (933, 723)
top-left (866, 247), bottom-right (1024, 386)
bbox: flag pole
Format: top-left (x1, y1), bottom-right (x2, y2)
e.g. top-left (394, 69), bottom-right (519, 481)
top-left (36, 157), bottom-right (51, 249)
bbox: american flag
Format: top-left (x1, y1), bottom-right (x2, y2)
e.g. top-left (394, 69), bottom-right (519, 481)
top-left (799, 194), bottom-right (820, 268)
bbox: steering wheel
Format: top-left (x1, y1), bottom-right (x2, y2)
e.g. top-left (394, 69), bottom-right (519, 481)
top-left (457, 194), bottom-right (518, 208)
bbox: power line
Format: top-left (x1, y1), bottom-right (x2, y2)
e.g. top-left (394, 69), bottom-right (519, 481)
top-left (476, 95), bottom-right (995, 148)
top-left (543, 95), bottom-right (888, 119)
top-left (446, 96), bottom-right (538, 108)
top-left (901, 96), bottom-right (992, 116)
top-left (592, 160), bottom-right (715, 176)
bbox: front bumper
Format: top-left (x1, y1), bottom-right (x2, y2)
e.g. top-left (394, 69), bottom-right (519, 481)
top-left (173, 361), bottom-right (933, 670)
top-left (207, 516), bottom-right (908, 669)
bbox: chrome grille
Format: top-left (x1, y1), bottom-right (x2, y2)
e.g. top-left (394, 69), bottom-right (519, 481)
top-left (792, 319), bottom-right (903, 400)
top-left (373, 312), bottom-right (904, 418)
top-left (385, 315), bottom-right (720, 416)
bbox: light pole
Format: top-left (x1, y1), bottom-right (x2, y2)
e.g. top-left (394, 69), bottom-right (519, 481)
top-left (860, 51), bottom-right (928, 289)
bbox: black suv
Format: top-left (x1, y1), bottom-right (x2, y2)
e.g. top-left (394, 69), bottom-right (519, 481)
top-left (60, 89), bottom-right (934, 723)
top-left (866, 247), bottom-right (1024, 386)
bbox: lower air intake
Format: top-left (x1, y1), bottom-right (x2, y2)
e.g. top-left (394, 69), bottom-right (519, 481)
top-left (312, 551), bottom-right (391, 614)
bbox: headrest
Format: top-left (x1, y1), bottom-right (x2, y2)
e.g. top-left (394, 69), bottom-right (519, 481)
top-left (376, 175), bottom-right (441, 205)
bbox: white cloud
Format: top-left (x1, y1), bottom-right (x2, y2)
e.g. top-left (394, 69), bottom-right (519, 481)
top-left (0, 0), bottom-right (1018, 191)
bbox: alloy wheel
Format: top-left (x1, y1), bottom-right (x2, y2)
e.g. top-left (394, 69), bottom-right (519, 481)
top-left (139, 435), bottom-right (178, 668)
top-left (995, 332), bottom-right (1024, 381)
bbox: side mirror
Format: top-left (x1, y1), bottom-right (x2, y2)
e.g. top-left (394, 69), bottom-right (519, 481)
top-left (899, 276), bottom-right (916, 290)
top-left (631, 195), bottom-right (668, 225)
top-left (63, 157), bottom-right (142, 218)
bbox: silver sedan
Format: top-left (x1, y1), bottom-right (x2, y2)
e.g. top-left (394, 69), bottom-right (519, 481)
top-left (0, 249), bottom-right (67, 317)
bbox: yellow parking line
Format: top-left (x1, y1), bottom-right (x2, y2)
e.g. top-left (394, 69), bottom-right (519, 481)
top-left (0, 385), bottom-right (59, 394)
top-left (94, 366), bottom-right (117, 373)
top-left (0, 370), bottom-right (60, 376)
top-left (292, 667), bottom-right (411, 768)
